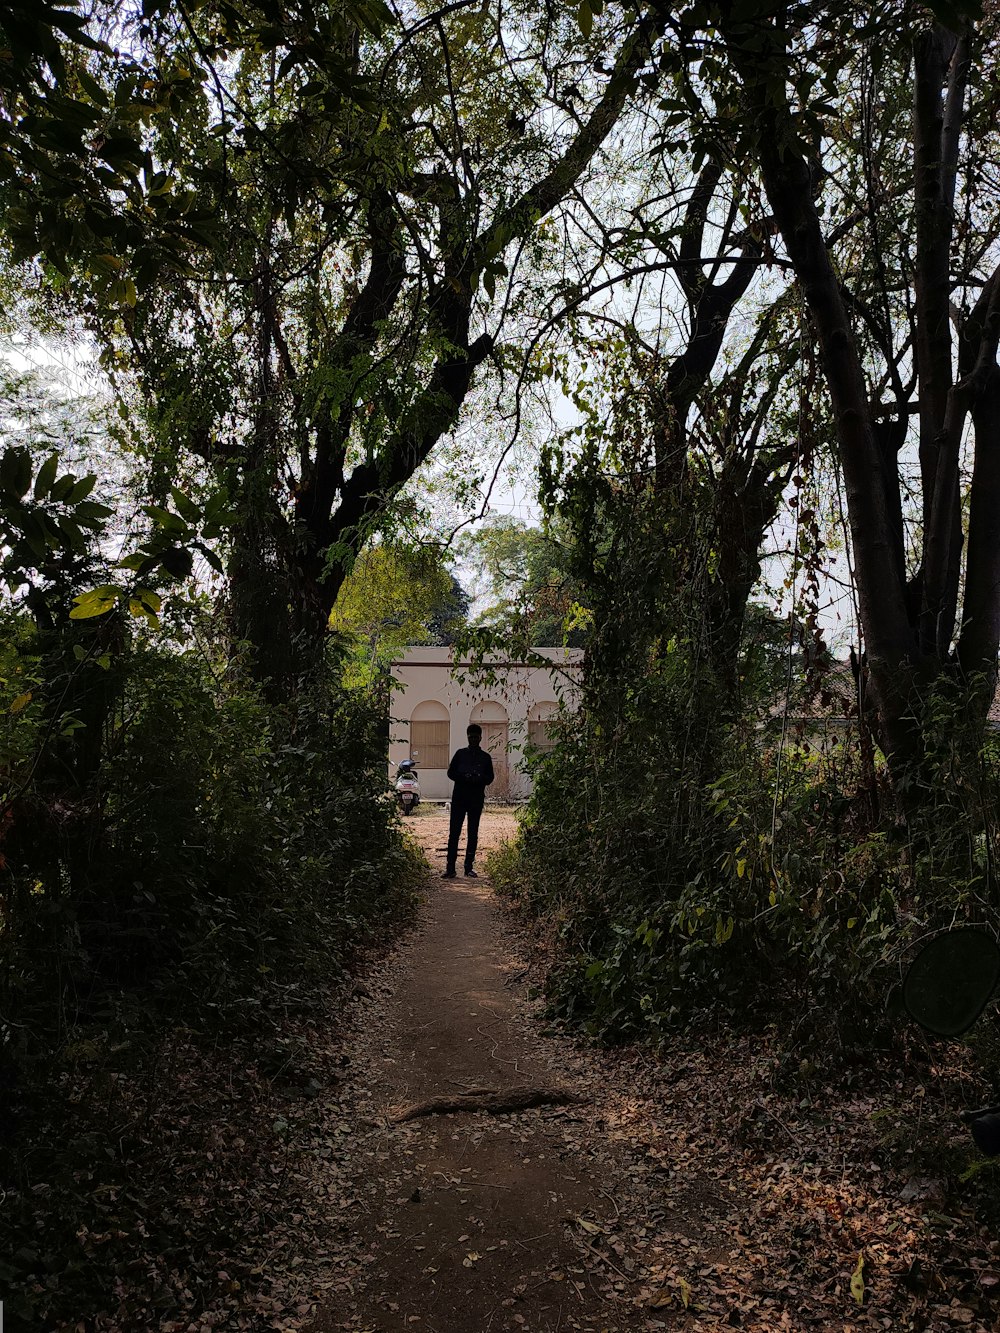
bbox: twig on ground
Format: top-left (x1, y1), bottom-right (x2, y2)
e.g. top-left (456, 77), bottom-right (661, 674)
top-left (600, 1188), bottom-right (621, 1221)
top-left (391, 1085), bottom-right (584, 1123)
top-left (572, 1232), bottom-right (630, 1282)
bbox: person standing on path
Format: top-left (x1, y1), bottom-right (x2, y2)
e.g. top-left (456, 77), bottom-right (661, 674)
top-left (443, 723), bottom-right (494, 878)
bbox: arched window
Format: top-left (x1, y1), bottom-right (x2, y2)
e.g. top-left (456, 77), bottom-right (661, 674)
top-left (527, 700), bottom-right (558, 753)
top-left (470, 700), bottom-right (508, 725)
top-left (470, 700), bottom-right (509, 779)
top-left (410, 700), bottom-right (450, 769)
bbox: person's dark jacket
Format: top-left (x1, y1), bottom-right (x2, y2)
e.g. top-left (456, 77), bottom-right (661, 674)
top-left (447, 745), bottom-right (495, 804)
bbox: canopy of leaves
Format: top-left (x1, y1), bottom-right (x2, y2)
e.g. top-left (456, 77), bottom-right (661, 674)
top-left (463, 516), bottom-right (587, 647)
top-left (330, 542), bottom-right (468, 660)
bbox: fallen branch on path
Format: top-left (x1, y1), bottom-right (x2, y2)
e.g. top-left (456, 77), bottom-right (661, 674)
top-left (391, 1085), bottom-right (584, 1123)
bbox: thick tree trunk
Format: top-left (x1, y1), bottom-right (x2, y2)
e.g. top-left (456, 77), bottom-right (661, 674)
top-left (227, 244), bottom-right (304, 690)
top-left (914, 28), bottom-right (971, 660)
top-left (707, 464), bottom-right (784, 700)
top-left (740, 126), bottom-right (919, 766)
top-left (717, 14), bottom-right (995, 789)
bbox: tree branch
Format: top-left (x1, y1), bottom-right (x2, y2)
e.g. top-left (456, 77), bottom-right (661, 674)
top-left (480, 22), bottom-right (653, 263)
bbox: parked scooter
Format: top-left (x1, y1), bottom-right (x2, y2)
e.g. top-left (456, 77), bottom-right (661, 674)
top-left (393, 758), bottom-right (420, 815)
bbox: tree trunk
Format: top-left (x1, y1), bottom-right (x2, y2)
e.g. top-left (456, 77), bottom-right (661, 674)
top-left (721, 16), bottom-right (930, 779)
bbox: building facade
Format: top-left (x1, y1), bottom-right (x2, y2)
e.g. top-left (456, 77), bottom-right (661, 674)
top-left (389, 646), bottom-right (582, 800)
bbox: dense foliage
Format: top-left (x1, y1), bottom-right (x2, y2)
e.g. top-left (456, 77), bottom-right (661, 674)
top-left (489, 334), bottom-right (1000, 1043)
top-left (0, 369), bottom-right (424, 1326)
top-left (330, 541), bottom-right (468, 674)
top-left (459, 516), bottom-right (587, 647)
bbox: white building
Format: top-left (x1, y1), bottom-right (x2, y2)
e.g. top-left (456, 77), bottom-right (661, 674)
top-left (389, 646), bottom-right (582, 800)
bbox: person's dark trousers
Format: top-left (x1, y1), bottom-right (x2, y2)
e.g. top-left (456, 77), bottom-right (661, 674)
top-left (447, 795), bottom-right (484, 873)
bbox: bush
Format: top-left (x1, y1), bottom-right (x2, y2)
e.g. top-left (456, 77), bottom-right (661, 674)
top-left (0, 626), bottom-right (425, 1330)
top-left (2, 638), bottom-right (423, 1032)
top-left (493, 708), bottom-right (909, 1044)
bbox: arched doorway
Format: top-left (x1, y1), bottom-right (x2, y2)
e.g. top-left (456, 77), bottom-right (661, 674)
top-left (410, 699), bottom-right (450, 770)
top-left (470, 700), bottom-right (509, 797)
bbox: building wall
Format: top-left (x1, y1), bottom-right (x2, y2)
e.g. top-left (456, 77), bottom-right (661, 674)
top-left (389, 646), bottom-right (581, 800)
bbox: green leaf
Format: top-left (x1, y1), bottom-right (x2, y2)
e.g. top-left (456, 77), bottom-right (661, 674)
top-left (146, 171), bottom-right (175, 196)
top-left (203, 489), bottom-right (233, 521)
top-left (160, 545), bottom-right (194, 579)
top-left (109, 276), bottom-right (137, 306)
top-left (277, 49), bottom-right (301, 81)
top-left (127, 589), bottom-right (161, 626)
top-left (715, 915), bottom-right (734, 944)
top-left (74, 500), bottom-right (113, 521)
top-left (170, 487), bottom-right (201, 523)
top-left (73, 585), bottom-right (120, 604)
top-left (36, 511), bottom-right (64, 549)
top-left (0, 447), bottom-right (33, 499)
top-left (76, 64), bottom-right (111, 107)
top-left (56, 515), bottom-right (86, 550)
top-left (33, 453), bottom-right (59, 500)
top-left (98, 135), bottom-right (148, 173)
top-left (91, 252), bottom-right (124, 274)
top-left (69, 585), bottom-right (120, 619)
top-left (195, 543), bottom-right (224, 574)
top-left (577, 0), bottom-right (593, 38)
top-left (850, 1252), bottom-right (865, 1306)
top-left (144, 504), bottom-right (187, 534)
top-left (67, 474), bottom-right (97, 504)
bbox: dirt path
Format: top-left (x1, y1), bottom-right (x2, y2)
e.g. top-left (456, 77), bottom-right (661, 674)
top-left (307, 809), bottom-right (642, 1333)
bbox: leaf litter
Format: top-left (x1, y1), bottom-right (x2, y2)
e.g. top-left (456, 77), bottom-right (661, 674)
top-left (18, 812), bottom-right (1000, 1333)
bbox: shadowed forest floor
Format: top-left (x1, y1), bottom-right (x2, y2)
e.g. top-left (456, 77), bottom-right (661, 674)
top-left (48, 812), bottom-right (1000, 1332)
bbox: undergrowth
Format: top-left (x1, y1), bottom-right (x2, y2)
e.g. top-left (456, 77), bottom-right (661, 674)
top-left (488, 357), bottom-right (1000, 1057)
top-left (490, 699), bottom-right (899, 1044)
top-left (0, 624), bottom-right (425, 1329)
top-left (490, 681), bottom-right (1000, 1050)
